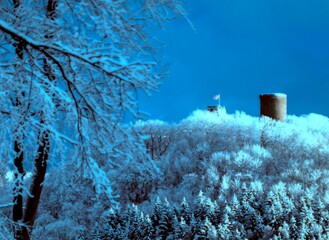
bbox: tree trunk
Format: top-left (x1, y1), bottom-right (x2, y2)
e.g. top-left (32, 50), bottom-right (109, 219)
top-left (20, 26), bottom-right (54, 240)
top-left (21, 129), bottom-right (49, 239)
top-left (12, 1), bottom-right (57, 239)
top-left (13, 140), bottom-right (25, 240)
top-left (12, 1), bottom-right (26, 239)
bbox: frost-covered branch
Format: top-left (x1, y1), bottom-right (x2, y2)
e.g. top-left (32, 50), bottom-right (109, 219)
top-left (0, 1), bottom-right (188, 238)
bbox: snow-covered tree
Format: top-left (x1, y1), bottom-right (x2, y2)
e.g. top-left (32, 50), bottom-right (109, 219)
top-left (217, 210), bottom-right (232, 239)
top-left (135, 119), bottom-right (175, 160)
top-left (172, 216), bottom-right (192, 239)
top-left (0, 1), bottom-right (187, 239)
top-left (154, 198), bottom-right (174, 239)
top-left (179, 197), bottom-right (192, 225)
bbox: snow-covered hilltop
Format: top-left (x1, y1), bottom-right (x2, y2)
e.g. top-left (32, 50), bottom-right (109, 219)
top-left (135, 110), bottom-right (329, 205)
top-left (2, 110), bottom-right (329, 239)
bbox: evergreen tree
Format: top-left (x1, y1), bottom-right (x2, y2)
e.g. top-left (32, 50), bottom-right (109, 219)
top-left (94, 208), bottom-right (122, 239)
top-left (298, 219), bottom-right (309, 240)
top-left (217, 211), bottom-right (231, 239)
top-left (240, 199), bottom-right (264, 237)
top-left (194, 191), bottom-right (215, 221)
top-left (126, 204), bottom-right (143, 239)
top-left (319, 210), bottom-right (329, 236)
top-left (289, 216), bottom-right (299, 240)
top-left (211, 200), bottom-right (222, 225)
top-left (309, 222), bottom-right (323, 239)
top-left (180, 198), bottom-right (192, 225)
top-left (253, 212), bottom-right (265, 238)
top-left (141, 214), bottom-right (155, 240)
top-left (155, 198), bottom-right (174, 239)
top-left (313, 197), bottom-right (325, 223)
top-left (230, 194), bottom-right (241, 223)
top-left (207, 224), bottom-right (219, 240)
top-left (264, 191), bottom-right (284, 233)
top-left (278, 221), bottom-right (290, 239)
top-left (153, 197), bottom-right (163, 228)
top-left (231, 226), bottom-right (247, 240)
top-left (194, 217), bottom-right (213, 240)
top-left (277, 187), bottom-right (295, 223)
top-left (172, 216), bottom-right (192, 240)
top-left (299, 196), bottom-right (315, 227)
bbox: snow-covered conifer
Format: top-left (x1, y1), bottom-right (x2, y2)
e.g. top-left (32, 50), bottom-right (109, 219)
top-left (172, 216), bottom-right (191, 239)
top-left (141, 214), bottom-right (155, 240)
top-left (217, 211), bottom-right (231, 239)
top-left (126, 204), bottom-right (143, 239)
top-left (154, 198), bottom-right (174, 239)
top-left (194, 217), bottom-right (213, 239)
top-left (278, 221), bottom-right (290, 239)
top-left (180, 198), bottom-right (192, 225)
top-left (231, 225), bottom-right (247, 240)
top-left (298, 219), bottom-right (309, 240)
top-left (298, 196), bottom-right (315, 229)
top-left (194, 191), bottom-right (215, 221)
top-left (289, 216), bottom-right (299, 240)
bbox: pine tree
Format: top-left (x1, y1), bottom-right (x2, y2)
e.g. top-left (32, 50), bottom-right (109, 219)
top-left (217, 211), bottom-right (231, 239)
top-left (299, 196), bottom-right (315, 227)
top-left (240, 199), bottom-right (263, 237)
top-left (127, 204), bottom-right (143, 239)
top-left (141, 214), bottom-right (155, 240)
top-left (263, 191), bottom-right (284, 233)
top-left (194, 217), bottom-right (213, 240)
top-left (298, 219), bottom-right (309, 240)
top-left (242, 184), bottom-right (258, 210)
top-left (312, 197), bottom-right (325, 223)
top-left (180, 198), bottom-right (192, 225)
top-left (189, 214), bottom-right (198, 239)
top-left (207, 224), bottom-right (219, 240)
top-left (153, 197), bottom-right (163, 228)
top-left (194, 191), bottom-right (215, 221)
top-left (231, 226), bottom-right (247, 240)
top-left (173, 216), bottom-right (191, 240)
top-left (319, 210), bottom-right (329, 236)
top-left (230, 194), bottom-right (241, 223)
top-left (254, 212), bottom-right (265, 238)
top-left (277, 187), bottom-right (295, 223)
top-left (278, 221), bottom-right (290, 239)
top-left (240, 183), bottom-right (249, 206)
top-left (289, 216), bottom-right (299, 240)
top-left (155, 198), bottom-right (174, 239)
top-left (211, 200), bottom-right (222, 225)
top-left (95, 208), bottom-right (122, 239)
top-left (309, 222), bottom-right (323, 239)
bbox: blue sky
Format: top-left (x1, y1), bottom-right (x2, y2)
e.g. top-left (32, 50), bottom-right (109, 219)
top-left (140, 0), bottom-right (329, 122)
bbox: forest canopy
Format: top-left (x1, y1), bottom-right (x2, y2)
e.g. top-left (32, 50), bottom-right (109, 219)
top-left (2, 108), bottom-right (329, 239)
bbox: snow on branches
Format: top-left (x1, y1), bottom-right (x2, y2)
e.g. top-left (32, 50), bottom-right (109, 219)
top-left (0, 0), bottom-right (187, 238)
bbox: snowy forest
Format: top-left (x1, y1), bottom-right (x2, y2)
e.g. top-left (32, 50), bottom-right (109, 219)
top-left (1, 0), bottom-right (329, 240)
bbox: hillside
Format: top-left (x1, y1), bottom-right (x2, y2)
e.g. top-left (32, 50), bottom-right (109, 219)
top-left (135, 109), bottom-right (329, 205)
top-left (103, 109), bottom-right (329, 239)
top-left (2, 109), bottom-right (329, 239)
